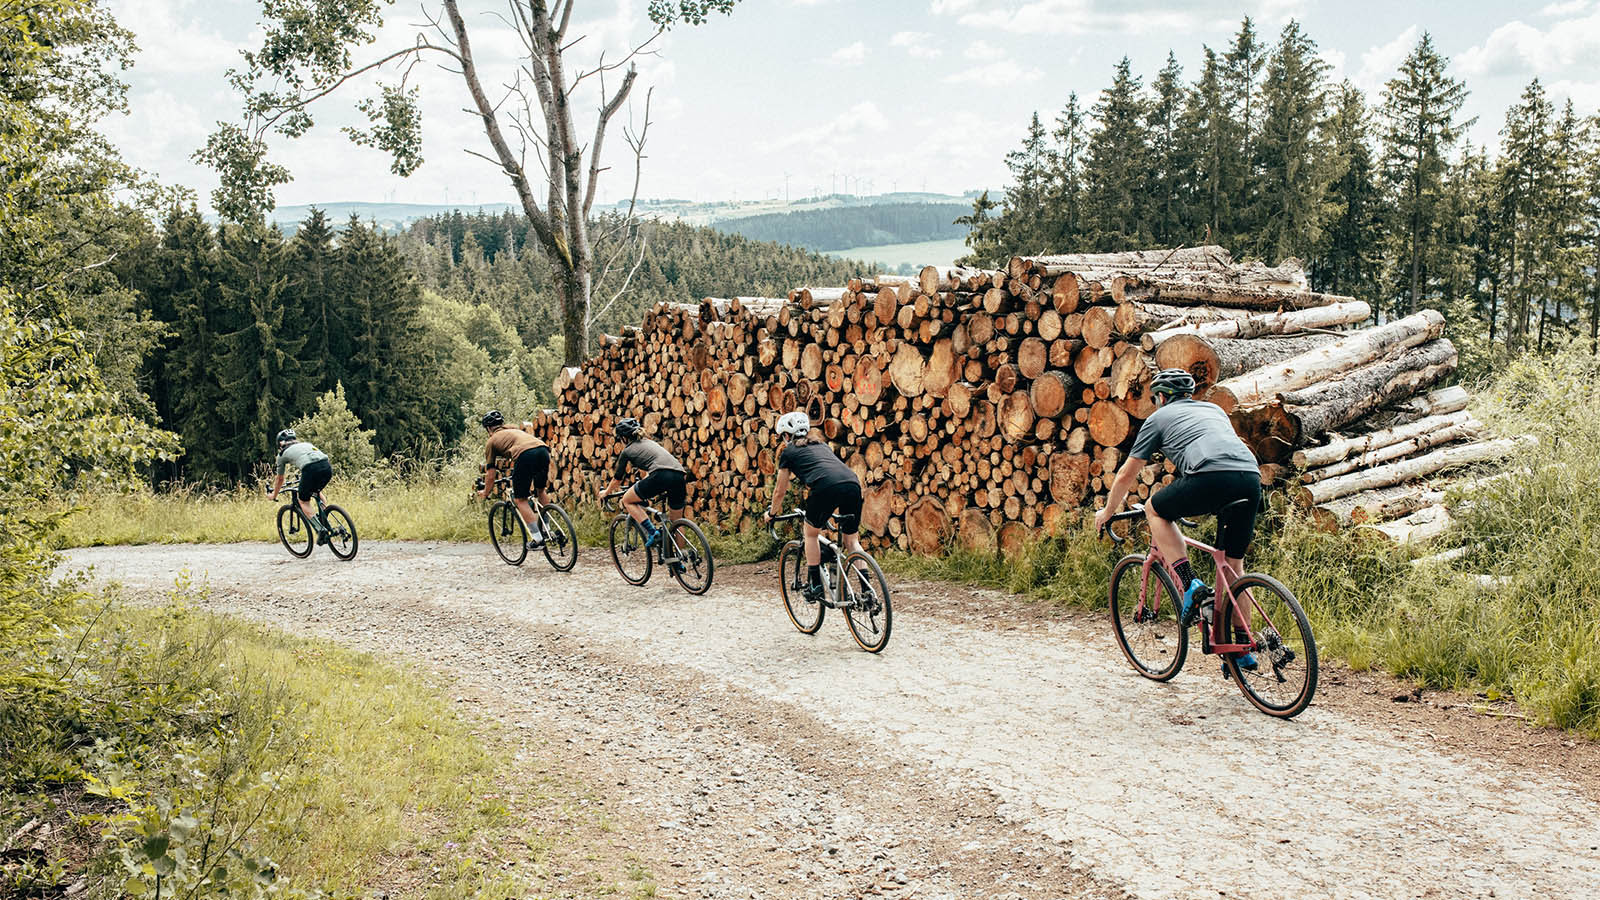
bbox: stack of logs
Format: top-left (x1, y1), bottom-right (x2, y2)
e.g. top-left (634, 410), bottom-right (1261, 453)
top-left (525, 245), bottom-right (1516, 553)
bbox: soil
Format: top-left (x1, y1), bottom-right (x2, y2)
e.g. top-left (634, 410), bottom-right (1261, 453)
top-left (66, 542), bottom-right (1600, 900)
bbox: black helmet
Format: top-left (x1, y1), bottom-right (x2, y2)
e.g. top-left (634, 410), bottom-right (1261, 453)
top-left (276, 428), bottom-right (297, 446)
top-left (615, 417), bottom-right (643, 441)
top-left (481, 409), bottom-right (504, 429)
top-left (1150, 368), bottom-right (1196, 397)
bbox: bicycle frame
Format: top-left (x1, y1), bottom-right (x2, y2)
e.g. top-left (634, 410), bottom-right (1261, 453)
top-left (769, 510), bottom-right (860, 605)
top-left (604, 493), bottom-right (686, 564)
top-left (281, 481), bottom-right (327, 518)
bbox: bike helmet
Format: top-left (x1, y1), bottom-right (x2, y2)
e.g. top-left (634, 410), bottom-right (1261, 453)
top-left (1150, 368), bottom-right (1197, 398)
top-left (615, 417), bottom-right (643, 442)
top-left (775, 411), bottom-right (810, 440)
top-left (276, 428), bottom-right (297, 446)
top-left (481, 409), bottom-right (504, 429)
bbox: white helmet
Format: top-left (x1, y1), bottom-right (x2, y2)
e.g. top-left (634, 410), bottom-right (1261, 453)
top-left (775, 411), bottom-right (811, 440)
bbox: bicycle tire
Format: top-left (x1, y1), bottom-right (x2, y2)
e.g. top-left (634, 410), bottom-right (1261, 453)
top-left (667, 518), bottom-right (715, 595)
top-left (778, 541), bottom-right (824, 634)
top-left (489, 501), bottom-right (528, 566)
top-left (277, 505), bottom-right (314, 558)
top-left (608, 515), bottom-right (652, 585)
top-left (1109, 553), bottom-right (1188, 681)
top-left (322, 505), bottom-right (359, 561)
top-left (539, 504), bottom-right (578, 572)
top-left (1223, 573), bottom-right (1318, 718)
top-left (841, 551), bottom-right (892, 653)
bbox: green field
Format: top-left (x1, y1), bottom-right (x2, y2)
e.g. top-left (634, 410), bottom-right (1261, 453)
top-left (825, 238), bottom-right (971, 271)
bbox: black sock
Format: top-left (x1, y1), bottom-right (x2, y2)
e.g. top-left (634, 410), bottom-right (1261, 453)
top-left (807, 565), bottom-right (821, 587)
top-left (1173, 560), bottom-right (1196, 588)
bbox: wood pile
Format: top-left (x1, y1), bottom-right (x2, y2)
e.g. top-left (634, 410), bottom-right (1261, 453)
top-left (523, 245), bottom-right (1511, 553)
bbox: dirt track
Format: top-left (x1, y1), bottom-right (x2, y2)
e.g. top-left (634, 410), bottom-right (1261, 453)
top-left (68, 542), bottom-right (1600, 900)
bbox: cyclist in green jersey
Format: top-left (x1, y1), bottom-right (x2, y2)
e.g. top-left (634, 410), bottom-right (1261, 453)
top-left (268, 429), bottom-right (334, 543)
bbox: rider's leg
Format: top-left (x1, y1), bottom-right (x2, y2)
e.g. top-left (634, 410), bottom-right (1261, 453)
top-left (299, 495), bottom-right (319, 527)
top-left (512, 497), bottom-right (538, 529)
top-left (1144, 504), bottom-right (1190, 583)
top-left (622, 486), bottom-right (648, 524)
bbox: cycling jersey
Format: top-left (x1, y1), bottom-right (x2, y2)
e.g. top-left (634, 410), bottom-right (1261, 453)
top-left (275, 441), bottom-right (329, 477)
top-left (614, 438), bottom-right (684, 479)
top-left (778, 441), bottom-right (859, 489)
top-left (485, 428), bottom-right (545, 468)
top-left (1129, 398), bottom-right (1258, 475)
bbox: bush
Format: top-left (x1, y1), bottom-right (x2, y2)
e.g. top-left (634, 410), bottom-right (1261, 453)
top-left (290, 382), bottom-right (378, 478)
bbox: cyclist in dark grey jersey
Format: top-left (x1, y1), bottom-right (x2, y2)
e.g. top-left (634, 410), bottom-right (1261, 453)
top-left (763, 411), bottom-right (864, 603)
top-left (268, 429), bottom-right (334, 543)
top-left (1094, 369), bottom-right (1262, 666)
top-left (598, 417), bottom-right (688, 547)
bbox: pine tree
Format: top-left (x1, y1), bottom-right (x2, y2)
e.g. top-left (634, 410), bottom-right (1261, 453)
top-left (955, 191), bottom-right (1005, 267)
top-left (1583, 115), bottom-right (1600, 352)
top-left (1379, 32), bottom-right (1471, 315)
top-left (1180, 47), bottom-right (1241, 244)
top-left (1081, 57), bottom-right (1150, 250)
top-left (1313, 83), bottom-right (1383, 300)
top-left (1252, 21), bottom-right (1332, 262)
top-left (998, 112), bottom-right (1056, 252)
top-left (149, 206), bottom-right (228, 481)
top-left (1146, 53), bottom-right (1187, 245)
top-left (287, 208), bottom-right (337, 390)
top-left (1226, 17), bottom-right (1267, 239)
top-left (1500, 79), bottom-right (1554, 352)
top-left (1051, 92), bottom-right (1089, 249)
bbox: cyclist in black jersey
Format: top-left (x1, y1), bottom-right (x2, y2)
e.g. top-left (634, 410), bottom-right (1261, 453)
top-left (598, 417), bottom-right (688, 547)
top-left (763, 411), bottom-right (864, 603)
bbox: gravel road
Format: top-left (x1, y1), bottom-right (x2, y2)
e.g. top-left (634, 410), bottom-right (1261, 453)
top-left (67, 542), bottom-right (1600, 900)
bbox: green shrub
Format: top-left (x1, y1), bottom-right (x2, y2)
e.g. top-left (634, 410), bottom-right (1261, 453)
top-left (290, 382), bottom-right (378, 478)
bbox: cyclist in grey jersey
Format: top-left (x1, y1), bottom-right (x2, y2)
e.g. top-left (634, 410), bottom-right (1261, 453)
top-left (598, 418), bottom-right (688, 546)
top-left (268, 429), bottom-right (334, 543)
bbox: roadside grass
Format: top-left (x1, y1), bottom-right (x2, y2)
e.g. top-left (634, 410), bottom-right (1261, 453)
top-left (1, 575), bottom-right (649, 897)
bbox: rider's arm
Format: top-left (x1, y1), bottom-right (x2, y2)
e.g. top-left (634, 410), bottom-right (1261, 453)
top-left (480, 464), bottom-right (498, 500)
top-left (270, 472), bottom-right (285, 501)
top-left (1103, 457), bottom-right (1147, 516)
top-left (767, 469), bottom-right (792, 519)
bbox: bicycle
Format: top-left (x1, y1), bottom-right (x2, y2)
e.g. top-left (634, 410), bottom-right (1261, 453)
top-left (475, 472), bottom-right (578, 571)
top-left (770, 509), bottom-right (892, 653)
top-left (1103, 500), bottom-right (1317, 718)
top-left (272, 479), bottom-right (358, 561)
top-left (602, 491), bottom-right (714, 594)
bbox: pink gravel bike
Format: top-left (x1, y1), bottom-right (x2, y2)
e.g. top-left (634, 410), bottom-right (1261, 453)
top-left (1103, 500), bottom-right (1318, 718)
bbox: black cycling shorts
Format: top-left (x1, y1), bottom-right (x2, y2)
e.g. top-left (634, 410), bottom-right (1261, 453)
top-left (1149, 469), bottom-right (1261, 559)
top-left (511, 446), bottom-right (550, 500)
top-left (805, 480), bottom-right (863, 533)
top-left (633, 468), bottom-right (687, 510)
top-left (298, 458), bottom-right (332, 498)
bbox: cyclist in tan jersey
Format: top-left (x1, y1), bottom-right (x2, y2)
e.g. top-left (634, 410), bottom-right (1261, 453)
top-left (476, 410), bottom-right (552, 548)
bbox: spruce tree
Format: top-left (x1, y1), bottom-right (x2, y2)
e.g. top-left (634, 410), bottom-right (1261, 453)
top-left (1051, 92), bottom-right (1089, 249)
top-left (1180, 48), bottom-right (1241, 244)
top-left (1379, 32), bottom-right (1471, 315)
top-left (1226, 17), bottom-right (1267, 239)
top-left (998, 113), bottom-right (1055, 252)
top-left (1252, 21), bottom-right (1332, 263)
top-left (1500, 79), bottom-right (1554, 351)
top-left (1081, 57), bottom-right (1150, 250)
top-left (1313, 83), bottom-right (1383, 300)
top-left (150, 206), bottom-right (228, 481)
top-left (287, 207), bottom-right (337, 390)
top-left (1146, 54), bottom-right (1187, 245)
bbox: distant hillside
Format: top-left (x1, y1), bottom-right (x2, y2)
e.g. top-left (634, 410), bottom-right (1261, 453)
top-left (711, 202), bottom-right (972, 252)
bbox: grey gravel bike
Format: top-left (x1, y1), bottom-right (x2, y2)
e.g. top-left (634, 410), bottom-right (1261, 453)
top-left (272, 479), bottom-right (357, 561)
top-left (602, 492), bottom-right (714, 594)
top-left (770, 509), bottom-right (892, 653)
top-left (476, 473), bottom-right (578, 570)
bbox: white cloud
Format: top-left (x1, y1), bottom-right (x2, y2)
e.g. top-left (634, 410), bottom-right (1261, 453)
top-left (110, 0), bottom-right (242, 75)
top-left (1457, 12), bottom-right (1600, 77)
top-left (826, 41), bottom-right (868, 66)
top-left (930, 0), bottom-right (981, 12)
top-left (964, 39), bottom-right (1003, 59)
top-left (890, 31), bottom-right (943, 59)
top-left (1546, 77), bottom-right (1600, 111)
top-left (755, 101), bottom-right (887, 155)
top-left (1319, 47), bottom-right (1348, 82)
top-left (936, 0), bottom-right (1201, 36)
top-left (791, 0), bottom-right (837, 5)
top-left (1540, 0), bottom-right (1590, 16)
top-left (1353, 25), bottom-right (1419, 93)
top-left (944, 58), bottom-right (1043, 87)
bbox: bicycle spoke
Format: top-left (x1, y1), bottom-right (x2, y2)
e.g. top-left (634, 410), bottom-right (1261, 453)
top-left (1224, 575), bottom-right (1318, 718)
top-left (1109, 555), bottom-right (1187, 681)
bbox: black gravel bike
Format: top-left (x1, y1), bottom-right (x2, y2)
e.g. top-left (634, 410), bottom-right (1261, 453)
top-left (602, 492), bottom-right (714, 594)
top-left (770, 509), bottom-right (892, 653)
top-left (476, 473), bottom-right (578, 570)
top-left (273, 479), bottom-right (357, 561)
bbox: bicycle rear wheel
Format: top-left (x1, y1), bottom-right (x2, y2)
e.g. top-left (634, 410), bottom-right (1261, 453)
top-left (667, 519), bottom-right (714, 595)
top-left (539, 504), bottom-right (578, 571)
top-left (277, 505), bottom-right (314, 558)
top-left (1224, 573), bottom-right (1318, 718)
top-left (841, 551), bottom-right (892, 653)
top-left (608, 515), bottom-right (652, 585)
top-left (778, 541), bottom-right (823, 634)
top-left (1109, 554), bottom-right (1187, 680)
top-left (489, 502), bottom-right (528, 566)
top-left (322, 505), bottom-right (359, 561)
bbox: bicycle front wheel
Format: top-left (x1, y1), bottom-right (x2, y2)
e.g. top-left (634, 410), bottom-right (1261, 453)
top-left (667, 518), bottom-right (714, 595)
top-left (278, 505), bottom-right (314, 558)
top-left (1224, 573), bottom-right (1318, 718)
top-left (608, 515), bottom-right (652, 585)
top-left (1109, 554), bottom-right (1188, 681)
top-left (841, 551), bottom-right (892, 653)
top-left (323, 505), bottom-right (359, 561)
top-left (540, 504), bottom-right (578, 572)
top-left (778, 541), bottom-right (823, 634)
top-left (489, 502), bottom-right (528, 566)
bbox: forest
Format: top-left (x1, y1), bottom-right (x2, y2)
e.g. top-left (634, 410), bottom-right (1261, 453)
top-left (959, 19), bottom-right (1600, 375)
top-left (712, 201), bottom-right (973, 250)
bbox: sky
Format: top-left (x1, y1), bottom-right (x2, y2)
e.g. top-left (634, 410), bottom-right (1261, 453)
top-left (102, 0), bottom-right (1600, 212)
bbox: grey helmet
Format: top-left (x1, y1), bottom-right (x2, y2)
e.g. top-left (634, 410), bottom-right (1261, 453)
top-left (275, 428), bottom-right (297, 447)
top-left (481, 409), bottom-right (505, 429)
top-left (615, 417), bottom-right (643, 442)
top-left (1150, 368), bottom-right (1197, 398)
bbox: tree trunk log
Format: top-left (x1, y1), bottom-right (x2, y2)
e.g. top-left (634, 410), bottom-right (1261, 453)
top-left (1293, 410), bottom-right (1477, 469)
top-left (1297, 435), bottom-right (1534, 506)
top-left (1142, 300), bottom-right (1372, 349)
top-left (1281, 338), bottom-right (1458, 440)
top-left (1213, 310), bottom-right (1447, 409)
